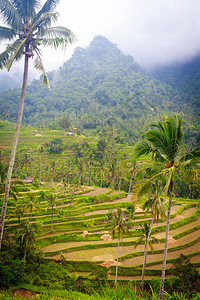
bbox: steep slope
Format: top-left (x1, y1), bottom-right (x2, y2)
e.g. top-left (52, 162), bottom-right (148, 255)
top-left (151, 56), bottom-right (200, 118)
top-left (0, 35), bottom-right (194, 141)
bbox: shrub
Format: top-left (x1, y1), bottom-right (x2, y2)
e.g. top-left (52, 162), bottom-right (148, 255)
top-left (170, 254), bottom-right (199, 296)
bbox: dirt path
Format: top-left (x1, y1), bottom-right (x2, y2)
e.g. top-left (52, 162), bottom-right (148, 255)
top-left (82, 187), bottom-right (109, 196)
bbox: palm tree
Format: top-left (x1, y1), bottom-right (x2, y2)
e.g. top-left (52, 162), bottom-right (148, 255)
top-left (47, 193), bottom-right (56, 233)
top-left (0, 0), bottom-right (76, 249)
top-left (140, 181), bottom-right (166, 293)
top-left (16, 219), bottom-right (37, 261)
top-left (134, 222), bottom-right (158, 290)
top-left (127, 160), bottom-right (137, 195)
top-left (107, 208), bottom-right (131, 285)
top-left (24, 192), bottom-right (40, 223)
top-left (20, 152), bottom-right (32, 177)
top-left (13, 200), bottom-right (26, 228)
top-left (38, 146), bottom-right (45, 183)
top-left (117, 160), bottom-right (127, 198)
top-left (134, 114), bottom-right (200, 299)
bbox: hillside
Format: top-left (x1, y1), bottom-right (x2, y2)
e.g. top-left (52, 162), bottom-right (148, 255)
top-left (0, 35), bottom-right (194, 143)
top-left (151, 56), bottom-right (200, 121)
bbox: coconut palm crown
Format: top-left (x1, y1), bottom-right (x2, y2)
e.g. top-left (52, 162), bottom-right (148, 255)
top-left (0, 0), bottom-right (76, 86)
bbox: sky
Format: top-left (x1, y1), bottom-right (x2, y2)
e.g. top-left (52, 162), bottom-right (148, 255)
top-left (1, 0), bottom-right (200, 78)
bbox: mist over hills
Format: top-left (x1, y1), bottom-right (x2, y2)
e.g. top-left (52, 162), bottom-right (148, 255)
top-left (0, 35), bottom-right (199, 142)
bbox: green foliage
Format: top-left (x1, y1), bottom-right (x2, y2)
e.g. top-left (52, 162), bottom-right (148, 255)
top-left (165, 292), bottom-right (189, 300)
top-left (169, 254), bottom-right (199, 296)
top-left (0, 250), bottom-right (25, 285)
top-left (58, 116), bottom-right (71, 130)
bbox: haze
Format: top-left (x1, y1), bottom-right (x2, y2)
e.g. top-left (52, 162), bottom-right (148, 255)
top-left (1, 0), bottom-right (200, 77)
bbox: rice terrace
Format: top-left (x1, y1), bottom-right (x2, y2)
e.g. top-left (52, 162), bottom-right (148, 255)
top-left (0, 120), bottom-right (200, 299)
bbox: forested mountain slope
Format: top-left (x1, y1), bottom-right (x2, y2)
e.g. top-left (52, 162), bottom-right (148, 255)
top-left (151, 56), bottom-right (200, 119)
top-left (0, 36), bottom-right (198, 142)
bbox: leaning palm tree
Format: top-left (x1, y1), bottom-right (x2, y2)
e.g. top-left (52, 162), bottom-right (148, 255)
top-left (107, 208), bottom-right (131, 285)
top-left (134, 114), bottom-right (200, 299)
top-left (0, 0), bottom-right (76, 249)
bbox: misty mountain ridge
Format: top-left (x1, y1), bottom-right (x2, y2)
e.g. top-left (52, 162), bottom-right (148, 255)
top-left (0, 35), bottom-right (199, 142)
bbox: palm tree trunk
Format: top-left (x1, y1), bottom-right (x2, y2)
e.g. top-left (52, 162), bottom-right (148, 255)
top-left (24, 247), bottom-right (27, 261)
top-left (39, 155), bottom-right (42, 183)
top-left (98, 175), bottom-right (103, 203)
top-left (141, 217), bottom-right (154, 293)
top-left (128, 174), bottom-right (133, 195)
top-left (51, 206), bottom-right (54, 233)
top-left (118, 175), bottom-right (122, 198)
top-left (88, 162), bottom-right (92, 186)
top-left (159, 179), bottom-right (173, 299)
top-left (0, 51), bottom-right (29, 250)
top-left (115, 235), bottom-right (120, 285)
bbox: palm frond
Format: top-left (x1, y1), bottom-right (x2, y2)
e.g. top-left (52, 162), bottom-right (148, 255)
top-left (132, 170), bottom-right (164, 200)
top-left (163, 166), bottom-right (175, 197)
top-left (180, 146), bottom-right (200, 162)
top-left (33, 11), bottom-right (58, 32)
top-left (34, 51), bottom-right (50, 89)
top-left (6, 38), bottom-right (26, 71)
top-left (36, 0), bottom-right (60, 20)
top-left (14, 0), bottom-right (40, 20)
top-left (146, 129), bottom-right (168, 160)
top-left (134, 140), bottom-right (152, 159)
top-left (0, 49), bottom-right (9, 69)
top-left (41, 37), bottom-right (69, 50)
top-left (145, 115), bottom-right (183, 162)
top-left (41, 26), bottom-right (77, 45)
top-left (0, 26), bottom-right (16, 40)
top-left (0, 0), bottom-right (22, 30)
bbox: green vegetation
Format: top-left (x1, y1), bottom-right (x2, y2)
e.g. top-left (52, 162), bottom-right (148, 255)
top-left (0, 36), bottom-right (199, 147)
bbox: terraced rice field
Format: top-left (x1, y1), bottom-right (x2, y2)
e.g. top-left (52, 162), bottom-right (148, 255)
top-left (4, 183), bottom-right (200, 282)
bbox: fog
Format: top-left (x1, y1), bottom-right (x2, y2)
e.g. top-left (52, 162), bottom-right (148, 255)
top-left (1, 0), bottom-right (200, 78)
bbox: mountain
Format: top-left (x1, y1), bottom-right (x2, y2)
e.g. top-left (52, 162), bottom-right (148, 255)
top-left (0, 35), bottom-right (198, 143)
top-left (151, 56), bottom-right (200, 118)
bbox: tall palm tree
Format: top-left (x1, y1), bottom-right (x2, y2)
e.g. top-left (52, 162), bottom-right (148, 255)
top-left (24, 192), bottom-right (40, 223)
top-left (140, 181), bottom-right (166, 293)
top-left (107, 208), bottom-right (131, 285)
top-left (134, 114), bottom-right (200, 299)
top-left (13, 200), bottom-right (26, 228)
top-left (134, 222), bottom-right (158, 290)
top-left (127, 160), bottom-right (137, 195)
top-left (0, 0), bottom-right (76, 249)
top-left (47, 193), bottom-right (56, 233)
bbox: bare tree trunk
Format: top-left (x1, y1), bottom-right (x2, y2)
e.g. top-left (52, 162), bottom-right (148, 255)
top-left (0, 52), bottom-right (29, 250)
top-left (141, 217), bottom-right (154, 293)
top-left (115, 235), bottom-right (120, 285)
top-left (159, 180), bottom-right (173, 299)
